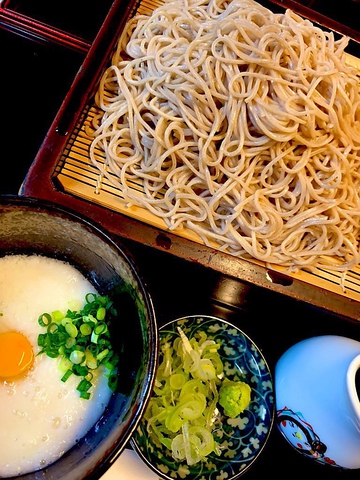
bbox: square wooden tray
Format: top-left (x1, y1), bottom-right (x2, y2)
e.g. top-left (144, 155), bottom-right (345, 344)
top-left (22, 0), bottom-right (360, 321)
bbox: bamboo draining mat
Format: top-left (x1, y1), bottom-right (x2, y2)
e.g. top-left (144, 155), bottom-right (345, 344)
top-left (55, 0), bottom-right (360, 307)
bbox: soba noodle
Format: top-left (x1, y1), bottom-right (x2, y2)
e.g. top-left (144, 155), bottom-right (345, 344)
top-left (89, 0), bottom-right (360, 272)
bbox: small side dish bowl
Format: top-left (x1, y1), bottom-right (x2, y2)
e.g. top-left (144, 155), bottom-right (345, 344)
top-left (131, 315), bottom-right (274, 480)
top-left (0, 195), bottom-right (158, 480)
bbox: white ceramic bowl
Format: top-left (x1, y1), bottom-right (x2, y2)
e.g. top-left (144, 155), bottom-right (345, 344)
top-left (275, 335), bottom-right (360, 469)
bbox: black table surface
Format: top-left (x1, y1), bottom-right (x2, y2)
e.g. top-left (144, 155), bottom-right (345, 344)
top-left (1, 0), bottom-right (360, 478)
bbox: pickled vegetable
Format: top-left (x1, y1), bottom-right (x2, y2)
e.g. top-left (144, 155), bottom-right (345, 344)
top-left (144, 326), bottom-right (252, 465)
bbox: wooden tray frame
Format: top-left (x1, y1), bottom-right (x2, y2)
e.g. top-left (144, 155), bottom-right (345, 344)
top-left (21, 0), bottom-right (360, 321)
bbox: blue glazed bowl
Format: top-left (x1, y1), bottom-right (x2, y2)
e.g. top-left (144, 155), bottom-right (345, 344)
top-left (131, 314), bottom-right (274, 480)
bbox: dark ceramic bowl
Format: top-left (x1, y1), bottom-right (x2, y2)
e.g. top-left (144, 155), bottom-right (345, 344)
top-left (0, 195), bottom-right (158, 480)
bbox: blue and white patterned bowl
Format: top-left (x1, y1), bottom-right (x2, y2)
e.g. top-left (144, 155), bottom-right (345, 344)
top-left (131, 315), bottom-right (274, 480)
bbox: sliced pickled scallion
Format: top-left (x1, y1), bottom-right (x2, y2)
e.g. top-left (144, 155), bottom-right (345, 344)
top-left (144, 325), bottom-right (251, 466)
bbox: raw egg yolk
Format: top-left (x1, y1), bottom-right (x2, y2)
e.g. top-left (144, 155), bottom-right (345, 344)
top-left (0, 331), bottom-right (34, 379)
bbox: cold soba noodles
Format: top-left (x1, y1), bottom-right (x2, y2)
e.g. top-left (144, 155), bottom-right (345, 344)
top-left (89, 0), bottom-right (360, 273)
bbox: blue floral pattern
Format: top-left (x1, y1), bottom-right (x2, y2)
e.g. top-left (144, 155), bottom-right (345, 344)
top-left (131, 315), bottom-right (274, 479)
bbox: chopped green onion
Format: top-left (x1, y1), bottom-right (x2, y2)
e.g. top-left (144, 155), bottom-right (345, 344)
top-left (38, 313), bottom-right (51, 327)
top-left (94, 322), bottom-right (107, 335)
top-left (83, 314), bottom-right (97, 325)
top-left (37, 293), bottom-right (119, 399)
top-left (108, 373), bottom-right (118, 392)
top-left (85, 349), bottom-right (98, 370)
top-left (77, 378), bottom-right (92, 393)
top-left (72, 364), bottom-right (89, 377)
top-left (79, 391), bottom-right (91, 400)
top-left (65, 337), bottom-right (76, 349)
top-left (52, 310), bottom-right (64, 323)
top-left (61, 369), bottom-right (73, 382)
top-left (37, 333), bottom-right (46, 348)
top-left (59, 357), bottom-right (72, 373)
top-left (46, 349), bottom-right (59, 358)
top-left (70, 349), bottom-right (85, 365)
top-left (85, 293), bottom-right (96, 303)
top-left (91, 332), bottom-right (99, 344)
top-left (97, 348), bottom-right (109, 363)
top-left (65, 322), bottom-right (78, 338)
top-left (96, 307), bottom-right (106, 321)
top-left (47, 323), bottom-right (58, 334)
top-left (80, 323), bottom-right (92, 336)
